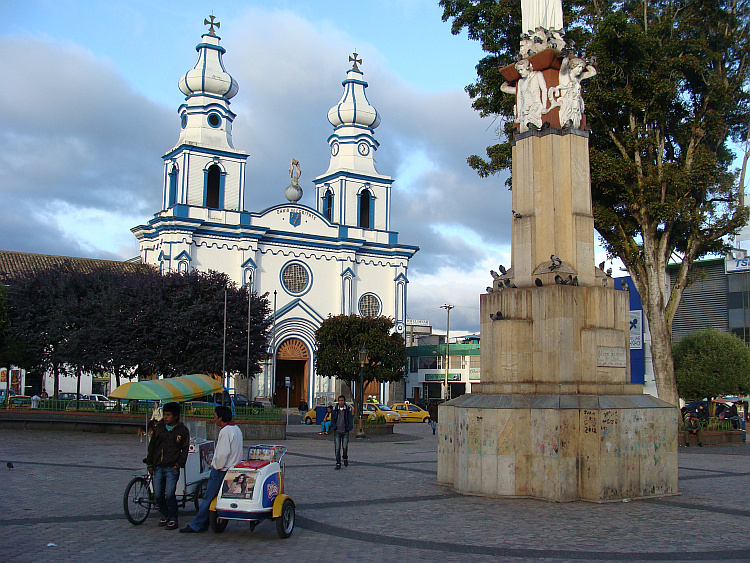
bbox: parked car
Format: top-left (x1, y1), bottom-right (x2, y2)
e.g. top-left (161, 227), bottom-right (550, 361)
top-left (65, 399), bottom-right (105, 412)
top-left (363, 403), bottom-right (401, 423)
top-left (84, 394), bottom-right (117, 410)
top-left (58, 392), bottom-right (82, 402)
top-left (7, 395), bottom-right (31, 408)
top-left (230, 393), bottom-right (264, 408)
top-left (390, 403), bottom-right (430, 422)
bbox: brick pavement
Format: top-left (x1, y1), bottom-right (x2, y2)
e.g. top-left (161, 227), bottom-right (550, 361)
top-left (1, 423), bottom-right (749, 562)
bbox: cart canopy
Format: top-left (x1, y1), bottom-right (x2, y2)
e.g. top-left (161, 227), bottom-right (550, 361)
top-left (110, 374), bottom-right (224, 402)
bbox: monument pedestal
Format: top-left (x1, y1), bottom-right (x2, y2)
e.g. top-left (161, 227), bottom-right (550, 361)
top-left (437, 394), bottom-right (677, 502)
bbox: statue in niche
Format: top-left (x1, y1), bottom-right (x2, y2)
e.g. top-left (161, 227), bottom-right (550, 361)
top-left (521, 0), bottom-right (563, 35)
top-left (501, 59), bottom-right (549, 132)
top-left (548, 56), bottom-right (597, 129)
top-left (285, 158), bottom-right (303, 203)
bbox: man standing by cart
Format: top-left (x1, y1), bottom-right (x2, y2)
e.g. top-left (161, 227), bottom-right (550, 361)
top-left (181, 405), bottom-right (243, 533)
top-left (144, 402), bottom-right (190, 530)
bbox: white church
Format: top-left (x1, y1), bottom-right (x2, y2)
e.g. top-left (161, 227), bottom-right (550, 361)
top-left (131, 21), bottom-right (418, 407)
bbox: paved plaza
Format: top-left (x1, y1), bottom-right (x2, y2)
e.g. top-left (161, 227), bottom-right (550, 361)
top-left (1, 422), bottom-right (749, 562)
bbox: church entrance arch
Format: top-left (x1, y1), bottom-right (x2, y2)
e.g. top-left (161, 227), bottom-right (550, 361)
top-left (274, 338), bottom-right (309, 408)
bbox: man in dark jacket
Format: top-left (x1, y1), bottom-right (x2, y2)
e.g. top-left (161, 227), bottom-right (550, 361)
top-left (684, 412), bottom-right (703, 447)
top-left (144, 402), bottom-right (190, 529)
top-left (331, 395), bottom-right (353, 470)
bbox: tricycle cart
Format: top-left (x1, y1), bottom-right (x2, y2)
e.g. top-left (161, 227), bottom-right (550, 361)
top-left (209, 444), bottom-right (295, 538)
top-left (113, 374), bottom-right (224, 525)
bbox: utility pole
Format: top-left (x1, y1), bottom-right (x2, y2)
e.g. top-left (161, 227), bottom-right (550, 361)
top-left (440, 304), bottom-right (454, 401)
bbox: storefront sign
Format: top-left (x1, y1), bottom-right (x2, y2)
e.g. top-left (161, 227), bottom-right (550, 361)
top-left (629, 310), bottom-right (642, 350)
top-left (726, 258), bottom-right (750, 273)
top-left (424, 373), bottom-right (461, 382)
top-left (468, 368), bottom-right (481, 381)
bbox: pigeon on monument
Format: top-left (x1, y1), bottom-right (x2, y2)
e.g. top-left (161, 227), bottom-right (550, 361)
top-left (567, 275), bottom-right (575, 285)
top-left (572, 276), bottom-right (579, 286)
top-left (554, 274), bottom-right (567, 285)
top-left (598, 261), bottom-right (605, 271)
top-left (489, 311), bottom-right (504, 321)
top-left (535, 278), bottom-right (543, 287)
top-left (499, 265), bottom-right (507, 275)
top-left (606, 268), bottom-right (613, 277)
top-left (512, 210), bottom-right (523, 219)
top-left (550, 254), bottom-right (562, 270)
top-left (620, 280), bottom-right (629, 291)
top-left (504, 278), bottom-right (517, 288)
top-left (490, 270), bottom-right (501, 280)
top-left (6, 462), bottom-right (13, 469)
top-left (602, 278), bottom-right (609, 287)
top-left (486, 286), bottom-right (494, 293)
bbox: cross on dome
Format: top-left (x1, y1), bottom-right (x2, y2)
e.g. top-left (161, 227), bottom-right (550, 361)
top-left (204, 14), bottom-right (220, 35)
top-left (349, 52), bottom-right (362, 71)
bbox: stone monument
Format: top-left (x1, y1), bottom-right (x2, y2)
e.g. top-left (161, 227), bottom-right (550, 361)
top-left (437, 1), bottom-right (678, 502)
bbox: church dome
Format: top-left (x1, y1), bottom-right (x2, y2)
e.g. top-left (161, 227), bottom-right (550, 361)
top-left (178, 33), bottom-right (238, 100)
top-left (328, 55), bottom-right (380, 129)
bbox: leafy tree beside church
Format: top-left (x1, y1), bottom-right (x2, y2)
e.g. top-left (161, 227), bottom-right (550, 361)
top-left (440, 0), bottom-right (750, 405)
top-left (314, 315), bottom-right (406, 413)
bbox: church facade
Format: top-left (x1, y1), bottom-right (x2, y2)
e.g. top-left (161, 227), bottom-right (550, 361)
top-left (131, 24), bottom-right (418, 406)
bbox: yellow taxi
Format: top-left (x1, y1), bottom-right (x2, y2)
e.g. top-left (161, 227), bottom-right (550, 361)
top-left (390, 402), bottom-right (430, 422)
top-left (362, 402), bottom-right (401, 423)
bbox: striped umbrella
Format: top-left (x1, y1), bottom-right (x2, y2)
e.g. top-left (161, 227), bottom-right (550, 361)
top-left (110, 373), bottom-right (224, 402)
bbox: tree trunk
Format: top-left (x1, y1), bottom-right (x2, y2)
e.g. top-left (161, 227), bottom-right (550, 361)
top-left (53, 364), bottom-right (60, 399)
top-left (645, 308), bottom-right (679, 405)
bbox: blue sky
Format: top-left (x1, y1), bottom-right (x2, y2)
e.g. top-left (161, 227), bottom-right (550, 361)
top-left (1, 0), bottom-right (612, 333)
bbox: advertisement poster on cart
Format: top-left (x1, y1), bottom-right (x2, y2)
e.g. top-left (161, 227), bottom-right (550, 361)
top-left (222, 470), bottom-right (258, 499)
top-left (199, 442), bottom-right (214, 473)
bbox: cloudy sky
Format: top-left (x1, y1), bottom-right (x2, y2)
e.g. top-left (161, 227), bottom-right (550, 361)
top-left (0, 0), bottom-right (599, 333)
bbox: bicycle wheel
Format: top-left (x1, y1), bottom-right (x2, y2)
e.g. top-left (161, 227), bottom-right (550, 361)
top-left (193, 479), bottom-right (207, 512)
top-left (123, 476), bottom-right (152, 525)
top-left (209, 510), bottom-right (228, 533)
top-left (275, 499), bottom-right (295, 539)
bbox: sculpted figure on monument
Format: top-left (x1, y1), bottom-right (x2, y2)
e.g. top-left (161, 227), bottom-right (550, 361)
top-left (521, 0), bottom-right (563, 35)
top-left (501, 59), bottom-right (549, 132)
top-left (548, 56), bottom-right (596, 129)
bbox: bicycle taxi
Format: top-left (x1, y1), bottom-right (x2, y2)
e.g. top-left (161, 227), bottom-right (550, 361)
top-left (114, 374), bottom-right (295, 538)
top-left (113, 374), bottom-right (220, 526)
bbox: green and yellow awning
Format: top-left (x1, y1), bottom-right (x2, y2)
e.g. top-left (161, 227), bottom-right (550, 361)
top-left (110, 374), bottom-right (224, 402)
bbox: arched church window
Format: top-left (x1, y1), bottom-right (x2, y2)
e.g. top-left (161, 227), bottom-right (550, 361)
top-left (359, 293), bottom-right (381, 317)
top-left (323, 189), bottom-right (334, 222)
top-left (178, 260), bottom-right (188, 273)
top-left (358, 188), bottom-right (371, 228)
top-left (205, 164), bottom-right (222, 208)
top-left (168, 165), bottom-right (178, 207)
top-left (243, 268), bottom-right (253, 289)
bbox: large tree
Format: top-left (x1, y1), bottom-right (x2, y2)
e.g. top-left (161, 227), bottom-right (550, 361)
top-left (314, 315), bottom-right (406, 415)
top-left (440, 0), bottom-right (750, 404)
top-left (673, 328), bottom-right (750, 402)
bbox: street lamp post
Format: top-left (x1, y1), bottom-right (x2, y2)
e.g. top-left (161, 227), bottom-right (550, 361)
top-left (356, 347), bottom-right (368, 439)
top-left (440, 304), bottom-right (454, 401)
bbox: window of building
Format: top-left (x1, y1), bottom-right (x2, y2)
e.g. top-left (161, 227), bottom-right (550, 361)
top-left (409, 356), bottom-right (419, 373)
top-left (178, 260), bottom-right (188, 273)
top-left (282, 262), bottom-right (309, 294)
top-left (205, 164), bottom-right (222, 208)
top-left (418, 356), bottom-right (443, 370)
top-left (322, 189), bottom-right (334, 222)
top-left (168, 166), bottom-right (178, 207)
top-left (358, 293), bottom-right (380, 317)
top-left (449, 355), bottom-right (462, 369)
top-left (469, 355), bottom-right (480, 368)
top-left (243, 268), bottom-right (253, 289)
top-left (358, 188), bottom-right (371, 228)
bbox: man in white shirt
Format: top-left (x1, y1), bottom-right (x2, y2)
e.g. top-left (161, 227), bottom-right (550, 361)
top-left (181, 405), bottom-right (243, 533)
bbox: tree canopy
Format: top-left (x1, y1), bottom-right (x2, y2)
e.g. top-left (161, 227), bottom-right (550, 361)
top-left (674, 328), bottom-right (750, 400)
top-left (314, 315), bottom-right (406, 413)
top-left (440, 0), bottom-right (750, 404)
top-left (5, 265), bottom-right (270, 395)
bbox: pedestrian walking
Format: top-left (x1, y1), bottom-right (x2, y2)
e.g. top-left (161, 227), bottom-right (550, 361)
top-left (331, 395), bottom-right (353, 469)
top-left (144, 402), bottom-right (190, 530)
top-left (298, 398), bottom-right (309, 424)
top-left (428, 399), bottom-right (439, 435)
top-left (181, 405), bottom-right (244, 533)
